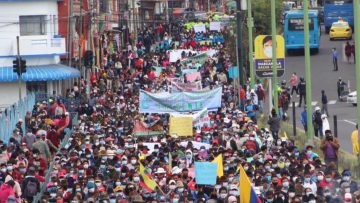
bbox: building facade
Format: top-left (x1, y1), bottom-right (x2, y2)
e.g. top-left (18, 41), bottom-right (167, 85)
top-left (0, 0), bottom-right (80, 108)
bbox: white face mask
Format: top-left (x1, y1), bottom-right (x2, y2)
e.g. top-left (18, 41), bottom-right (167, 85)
top-left (264, 46), bottom-right (273, 58)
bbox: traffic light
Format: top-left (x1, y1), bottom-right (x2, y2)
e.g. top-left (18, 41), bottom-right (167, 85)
top-left (84, 50), bottom-right (93, 69)
top-left (12, 58), bottom-right (19, 75)
top-left (20, 58), bottom-right (26, 73)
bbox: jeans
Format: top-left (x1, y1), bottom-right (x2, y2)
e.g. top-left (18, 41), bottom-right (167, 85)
top-left (322, 103), bottom-right (329, 116)
top-left (291, 86), bottom-right (298, 95)
top-left (333, 58), bottom-right (338, 70)
top-left (299, 93), bottom-right (306, 107)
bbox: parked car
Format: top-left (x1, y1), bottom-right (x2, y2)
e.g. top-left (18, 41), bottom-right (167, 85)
top-left (329, 21), bottom-right (352, 40)
top-left (347, 91), bottom-right (357, 106)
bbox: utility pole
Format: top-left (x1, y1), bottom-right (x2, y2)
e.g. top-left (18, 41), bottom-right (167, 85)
top-left (16, 36), bottom-right (22, 101)
top-left (78, 0), bottom-right (84, 92)
top-left (208, 0), bottom-right (210, 11)
top-left (236, 0), bottom-right (244, 85)
top-left (271, 0), bottom-right (278, 113)
top-left (247, 0), bottom-right (254, 89)
top-left (304, 0), bottom-right (314, 141)
top-left (68, 0), bottom-right (73, 67)
top-left (353, 0), bottom-right (360, 164)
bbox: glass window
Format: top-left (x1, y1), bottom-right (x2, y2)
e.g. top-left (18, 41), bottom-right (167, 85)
top-left (27, 81), bottom-right (47, 93)
top-left (19, 15), bottom-right (46, 36)
top-left (325, 0), bottom-right (353, 4)
top-left (288, 18), bottom-right (314, 31)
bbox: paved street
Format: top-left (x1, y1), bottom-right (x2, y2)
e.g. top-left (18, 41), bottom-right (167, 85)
top-left (282, 27), bottom-right (357, 154)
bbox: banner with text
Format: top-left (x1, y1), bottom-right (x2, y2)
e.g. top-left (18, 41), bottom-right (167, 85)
top-left (139, 87), bottom-right (222, 113)
top-left (169, 117), bottom-right (193, 137)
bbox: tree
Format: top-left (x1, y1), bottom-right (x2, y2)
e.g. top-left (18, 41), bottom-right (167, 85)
top-left (251, 0), bottom-right (284, 35)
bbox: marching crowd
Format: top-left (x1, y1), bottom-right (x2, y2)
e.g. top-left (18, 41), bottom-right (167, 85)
top-left (0, 22), bottom-right (359, 203)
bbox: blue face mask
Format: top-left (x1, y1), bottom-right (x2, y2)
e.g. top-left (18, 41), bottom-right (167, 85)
top-left (283, 182), bottom-right (289, 188)
top-left (266, 175), bottom-right (272, 182)
top-left (266, 199), bottom-right (273, 203)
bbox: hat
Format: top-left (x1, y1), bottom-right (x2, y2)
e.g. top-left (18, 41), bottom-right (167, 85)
top-left (155, 167), bottom-right (166, 174)
top-left (171, 166), bottom-right (182, 175)
top-left (228, 196), bottom-right (237, 202)
top-left (315, 106), bottom-right (321, 111)
top-left (176, 181), bottom-right (184, 188)
top-left (113, 186), bottom-right (124, 192)
top-left (106, 149), bottom-right (116, 156)
top-left (345, 193), bottom-right (352, 201)
top-left (169, 180), bottom-right (176, 185)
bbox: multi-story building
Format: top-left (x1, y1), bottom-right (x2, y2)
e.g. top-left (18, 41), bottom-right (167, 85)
top-left (0, 0), bottom-right (80, 108)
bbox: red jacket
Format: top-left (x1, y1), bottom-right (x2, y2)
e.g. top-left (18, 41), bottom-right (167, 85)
top-left (47, 130), bottom-right (60, 147)
top-left (28, 157), bottom-right (47, 175)
top-left (0, 183), bottom-right (15, 203)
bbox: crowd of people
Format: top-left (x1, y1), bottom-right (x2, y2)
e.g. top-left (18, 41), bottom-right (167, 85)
top-left (0, 22), bottom-right (359, 203)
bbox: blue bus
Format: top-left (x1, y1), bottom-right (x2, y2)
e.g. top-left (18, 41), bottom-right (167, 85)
top-left (284, 10), bottom-right (320, 54)
top-left (324, 0), bottom-right (353, 33)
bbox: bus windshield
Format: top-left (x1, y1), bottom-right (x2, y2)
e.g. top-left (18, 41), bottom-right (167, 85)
top-left (288, 18), bottom-right (314, 31)
top-left (325, 0), bottom-right (353, 4)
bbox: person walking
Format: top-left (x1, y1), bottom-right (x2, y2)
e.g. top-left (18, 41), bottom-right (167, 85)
top-left (288, 72), bottom-right (298, 96)
top-left (313, 106), bottom-right (323, 137)
top-left (345, 41), bottom-right (352, 64)
top-left (297, 77), bottom-right (306, 107)
top-left (332, 48), bottom-right (339, 71)
top-left (351, 41), bottom-right (356, 64)
top-left (321, 90), bottom-right (329, 116)
top-left (337, 78), bottom-right (347, 100)
top-left (268, 109), bottom-right (281, 140)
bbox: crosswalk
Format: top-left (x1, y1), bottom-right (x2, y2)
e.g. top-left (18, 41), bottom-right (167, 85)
top-left (289, 100), bottom-right (338, 107)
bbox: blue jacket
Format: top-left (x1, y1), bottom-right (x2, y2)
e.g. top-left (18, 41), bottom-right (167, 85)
top-left (301, 110), bottom-right (307, 125)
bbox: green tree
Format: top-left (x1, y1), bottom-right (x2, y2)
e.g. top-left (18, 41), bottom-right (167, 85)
top-left (251, 0), bottom-right (284, 35)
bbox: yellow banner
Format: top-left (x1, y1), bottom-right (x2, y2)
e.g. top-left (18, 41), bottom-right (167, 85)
top-left (169, 117), bottom-right (193, 137)
top-left (254, 35), bottom-right (285, 60)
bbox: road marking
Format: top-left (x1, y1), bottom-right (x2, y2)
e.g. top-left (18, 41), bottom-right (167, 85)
top-left (311, 101), bottom-right (318, 106)
top-left (328, 100), bottom-right (337, 105)
top-left (290, 102), bottom-right (299, 107)
top-left (343, 120), bottom-right (357, 125)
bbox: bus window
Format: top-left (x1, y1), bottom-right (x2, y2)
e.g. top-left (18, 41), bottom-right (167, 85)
top-left (288, 18), bottom-right (314, 31)
top-left (325, 0), bottom-right (353, 3)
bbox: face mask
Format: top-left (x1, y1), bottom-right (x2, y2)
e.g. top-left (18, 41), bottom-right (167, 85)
top-left (326, 178), bottom-right (332, 182)
top-left (177, 188), bottom-right (184, 193)
top-left (86, 154), bottom-right (91, 158)
top-left (289, 192), bottom-right (295, 198)
top-left (343, 176), bottom-right (350, 181)
top-left (115, 168), bottom-right (121, 172)
top-left (304, 178), bottom-right (311, 183)
top-left (110, 199), bottom-right (116, 203)
top-left (19, 168), bottom-right (27, 174)
top-left (224, 167), bottom-right (229, 171)
top-left (228, 177), bottom-right (234, 182)
top-left (265, 166), bottom-right (271, 171)
top-left (276, 141), bottom-right (281, 145)
top-left (283, 182), bottom-right (289, 188)
top-left (309, 200), bottom-right (316, 203)
top-left (244, 166), bottom-right (249, 171)
top-left (122, 160), bottom-right (127, 165)
top-left (345, 188), bottom-right (351, 193)
top-left (169, 185), bottom-right (176, 190)
top-left (317, 175), bottom-right (324, 181)
top-left (306, 192), bottom-right (313, 196)
top-left (272, 164), bottom-right (277, 168)
top-left (133, 176), bottom-right (140, 182)
top-left (50, 193), bottom-right (57, 198)
top-left (336, 179), bottom-right (341, 183)
top-left (7, 166), bottom-right (13, 171)
top-left (324, 192), bottom-right (331, 197)
top-left (84, 164), bottom-right (89, 169)
top-left (76, 188), bottom-right (81, 192)
top-left (0, 168), bottom-right (6, 173)
top-left (264, 46), bottom-right (273, 58)
top-left (95, 182), bottom-right (101, 187)
top-left (266, 175), bottom-right (272, 182)
top-left (219, 193), bottom-right (227, 199)
top-left (121, 173), bottom-right (126, 177)
top-left (131, 159), bottom-right (137, 165)
top-left (285, 162), bottom-right (291, 167)
top-left (89, 188), bottom-right (95, 193)
top-left (266, 199), bottom-right (273, 203)
top-left (229, 190), bottom-right (239, 196)
top-left (186, 155), bottom-right (192, 159)
top-left (172, 198), bottom-right (179, 203)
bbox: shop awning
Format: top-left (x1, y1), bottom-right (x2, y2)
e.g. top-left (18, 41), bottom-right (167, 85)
top-left (0, 64), bottom-right (81, 82)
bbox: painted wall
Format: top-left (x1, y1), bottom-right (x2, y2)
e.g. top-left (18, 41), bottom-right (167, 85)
top-left (0, 82), bottom-right (27, 110)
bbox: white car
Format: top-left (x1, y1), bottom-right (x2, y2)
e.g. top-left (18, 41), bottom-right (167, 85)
top-left (347, 91), bottom-right (357, 106)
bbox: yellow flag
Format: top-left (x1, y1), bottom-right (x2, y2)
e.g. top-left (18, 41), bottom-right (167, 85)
top-left (283, 131), bottom-right (288, 139)
top-left (139, 163), bottom-right (157, 190)
top-left (212, 154), bottom-right (224, 177)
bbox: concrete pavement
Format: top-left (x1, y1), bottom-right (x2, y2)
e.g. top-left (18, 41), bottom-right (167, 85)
top-left (280, 28), bottom-right (358, 154)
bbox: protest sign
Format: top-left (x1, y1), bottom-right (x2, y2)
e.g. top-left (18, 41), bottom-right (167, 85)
top-left (228, 66), bottom-right (239, 79)
top-left (170, 80), bottom-right (202, 92)
top-left (180, 141), bottom-right (212, 150)
top-left (193, 24), bottom-right (206, 33)
top-left (169, 49), bottom-right (198, 62)
top-left (169, 117), bottom-right (193, 137)
top-left (195, 162), bottom-right (218, 185)
top-left (139, 87), bottom-right (222, 113)
top-left (141, 142), bottom-right (161, 153)
top-left (181, 68), bottom-right (198, 75)
top-left (185, 72), bottom-right (201, 82)
top-left (181, 53), bottom-right (208, 65)
top-left (210, 22), bottom-right (221, 31)
top-left (133, 120), bottom-right (163, 136)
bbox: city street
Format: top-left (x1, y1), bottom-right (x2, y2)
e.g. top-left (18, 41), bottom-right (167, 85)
top-left (283, 27), bottom-right (357, 154)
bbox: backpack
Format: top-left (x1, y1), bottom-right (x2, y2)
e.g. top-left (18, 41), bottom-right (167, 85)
top-left (24, 179), bottom-right (38, 196)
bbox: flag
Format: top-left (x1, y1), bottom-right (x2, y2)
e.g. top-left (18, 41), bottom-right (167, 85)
top-left (211, 154), bottom-right (224, 177)
top-left (139, 163), bottom-right (157, 191)
top-left (283, 131), bottom-right (289, 139)
top-left (239, 164), bottom-right (260, 203)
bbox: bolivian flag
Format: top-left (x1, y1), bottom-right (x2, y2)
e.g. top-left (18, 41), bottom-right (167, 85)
top-left (239, 164), bottom-right (261, 203)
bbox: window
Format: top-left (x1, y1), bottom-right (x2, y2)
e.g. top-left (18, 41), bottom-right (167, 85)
top-left (19, 15), bottom-right (46, 36)
top-left (288, 18), bottom-right (314, 31)
top-left (27, 81), bottom-right (47, 93)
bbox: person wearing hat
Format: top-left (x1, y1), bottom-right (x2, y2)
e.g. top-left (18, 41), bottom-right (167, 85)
top-left (313, 106), bottom-right (323, 137)
top-left (320, 130), bottom-right (340, 169)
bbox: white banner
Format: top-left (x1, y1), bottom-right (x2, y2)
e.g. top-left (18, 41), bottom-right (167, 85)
top-left (210, 22), bottom-right (221, 31)
top-left (193, 24), bottom-right (206, 33)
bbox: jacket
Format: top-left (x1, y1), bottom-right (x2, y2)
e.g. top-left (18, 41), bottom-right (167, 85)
top-left (268, 116), bottom-right (281, 132)
top-left (298, 81), bottom-right (306, 94)
top-left (320, 137), bottom-right (340, 159)
top-left (21, 176), bottom-right (40, 198)
top-left (351, 130), bottom-right (359, 155)
top-left (0, 183), bottom-right (15, 203)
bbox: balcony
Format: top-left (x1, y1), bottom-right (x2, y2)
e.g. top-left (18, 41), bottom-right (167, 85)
top-left (0, 35), bottom-right (66, 58)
